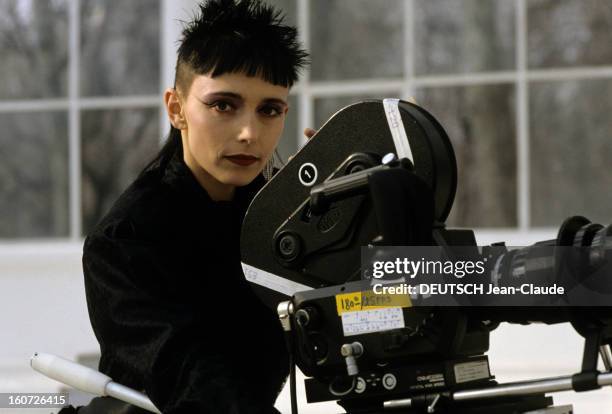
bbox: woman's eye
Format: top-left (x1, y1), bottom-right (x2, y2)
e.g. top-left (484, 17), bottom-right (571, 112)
top-left (214, 101), bottom-right (232, 112)
top-left (206, 101), bottom-right (234, 113)
top-left (261, 106), bottom-right (282, 117)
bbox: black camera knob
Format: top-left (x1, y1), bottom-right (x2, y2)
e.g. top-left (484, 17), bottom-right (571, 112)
top-left (296, 309), bottom-right (310, 326)
top-left (275, 232), bottom-right (302, 263)
top-left (296, 306), bottom-right (319, 328)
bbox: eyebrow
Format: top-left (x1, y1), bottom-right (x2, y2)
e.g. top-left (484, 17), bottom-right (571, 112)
top-left (203, 91), bottom-right (288, 107)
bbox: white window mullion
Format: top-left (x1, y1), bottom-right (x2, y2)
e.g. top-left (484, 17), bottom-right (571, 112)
top-left (160, 0), bottom-right (184, 145)
top-left (0, 99), bottom-right (69, 112)
top-left (68, 0), bottom-right (81, 239)
top-left (78, 96), bottom-right (160, 110)
top-left (159, 0), bottom-right (169, 145)
top-left (402, 0), bottom-right (415, 99)
top-left (412, 71), bottom-right (517, 87)
top-left (297, 0), bottom-right (312, 146)
top-left (516, 0), bottom-right (530, 231)
top-left (527, 66), bottom-right (612, 82)
top-left (298, 91), bottom-right (313, 146)
top-left (309, 79), bottom-right (405, 97)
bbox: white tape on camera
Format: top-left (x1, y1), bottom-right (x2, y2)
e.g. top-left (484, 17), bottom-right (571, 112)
top-left (383, 98), bottom-right (414, 163)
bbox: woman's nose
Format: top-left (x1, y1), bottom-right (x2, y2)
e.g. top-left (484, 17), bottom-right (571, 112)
top-left (237, 114), bottom-right (260, 144)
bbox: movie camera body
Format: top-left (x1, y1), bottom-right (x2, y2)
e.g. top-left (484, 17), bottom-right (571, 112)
top-left (241, 99), bottom-right (612, 413)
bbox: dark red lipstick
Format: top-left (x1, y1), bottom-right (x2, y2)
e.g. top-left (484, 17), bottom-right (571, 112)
top-left (225, 154), bottom-right (259, 166)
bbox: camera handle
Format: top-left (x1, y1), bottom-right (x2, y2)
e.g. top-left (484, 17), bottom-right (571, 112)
top-left (30, 352), bottom-right (160, 413)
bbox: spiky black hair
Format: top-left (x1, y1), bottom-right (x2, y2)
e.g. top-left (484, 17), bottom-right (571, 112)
top-left (175, 0), bottom-right (309, 92)
top-left (141, 0), bottom-right (309, 176)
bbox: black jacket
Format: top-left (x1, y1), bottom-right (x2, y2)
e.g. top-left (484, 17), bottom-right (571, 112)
top-left (82, 153), bottom-right (289, 413)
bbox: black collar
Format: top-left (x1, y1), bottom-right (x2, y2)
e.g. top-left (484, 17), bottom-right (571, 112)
top-left (162, 151), bottom-right (267, 215)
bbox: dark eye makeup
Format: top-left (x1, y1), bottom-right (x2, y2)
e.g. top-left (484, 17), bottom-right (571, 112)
top-left (259, 104), bottom-right (284, 117)
top-left (199, 93), bottom-right (286, 117)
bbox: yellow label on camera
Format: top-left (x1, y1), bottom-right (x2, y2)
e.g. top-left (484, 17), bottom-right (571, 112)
top-left (335, 290), bottom-right (411, 315)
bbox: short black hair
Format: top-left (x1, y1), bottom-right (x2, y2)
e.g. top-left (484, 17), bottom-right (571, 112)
top-left (175, 0), bottom-right (309, 93)
top-left (142, 0), bottom-right (309, 175)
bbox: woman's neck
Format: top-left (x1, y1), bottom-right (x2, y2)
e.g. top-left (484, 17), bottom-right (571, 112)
top-left (182, 153), bottom-right (235, 201)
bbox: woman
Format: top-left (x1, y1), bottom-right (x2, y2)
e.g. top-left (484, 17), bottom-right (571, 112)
top-left (79, 1), bottom-right (309, 413)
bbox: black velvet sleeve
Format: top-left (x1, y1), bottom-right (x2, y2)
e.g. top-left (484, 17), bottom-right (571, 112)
top-left (83, 220), bottom-right (285, 414)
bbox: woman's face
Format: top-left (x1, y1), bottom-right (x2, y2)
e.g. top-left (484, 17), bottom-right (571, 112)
top-left (170, 72), bottom-right (289, 200)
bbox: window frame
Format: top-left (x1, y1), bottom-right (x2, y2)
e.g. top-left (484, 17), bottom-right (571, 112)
top-left (1, 0), bottom-right (611, 249)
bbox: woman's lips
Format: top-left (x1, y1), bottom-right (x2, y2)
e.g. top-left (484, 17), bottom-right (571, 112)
top-left (225, 155), bottom-right (259, 166)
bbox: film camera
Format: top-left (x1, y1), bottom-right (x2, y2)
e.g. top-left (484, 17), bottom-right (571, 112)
top-left (241, 99), bottom-right (612, 413)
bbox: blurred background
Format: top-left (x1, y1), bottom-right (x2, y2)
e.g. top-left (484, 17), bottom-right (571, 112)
top-left (1, 0), bottom-right (611, 412)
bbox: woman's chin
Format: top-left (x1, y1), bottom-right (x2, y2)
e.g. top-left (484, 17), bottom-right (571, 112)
top-left (220, 171), bottom-right (260, 187)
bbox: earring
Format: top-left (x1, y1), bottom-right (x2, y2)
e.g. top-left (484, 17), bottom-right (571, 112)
top-left (263, 159), bottom-right (275, 181)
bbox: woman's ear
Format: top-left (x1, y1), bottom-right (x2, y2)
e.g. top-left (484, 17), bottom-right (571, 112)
top-left (164, 88), bottom-right (187, 129)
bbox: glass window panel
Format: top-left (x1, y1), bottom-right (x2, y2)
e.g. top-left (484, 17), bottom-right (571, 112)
top-left (314, 93), bottom-right (401, 129)
top-left (80, 0), bottom-right (160, 96)
top-left (81, 108), bottom-right (160, 234)
top-left (265, 0), bottom-right (297, 28)
top-left (528, 0), bottom-right (612, 68)
top-left (415, 84), bottom-right (517, 228)
top-left (275, 95), bottom-right (298, 165)
top-left (0, 111), bottom-right (69, 237)
top-left (414, 0), bottom-right (516, 75)
top-left (530, 79), bottom-right (612, 226)
top-left (0, 0), bottom-right (68, 99)
top-left (310, 0), bottom-right (404, 81)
